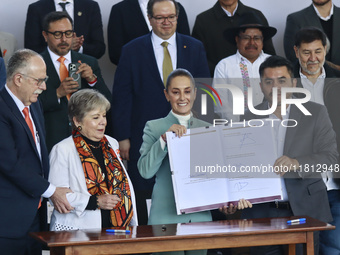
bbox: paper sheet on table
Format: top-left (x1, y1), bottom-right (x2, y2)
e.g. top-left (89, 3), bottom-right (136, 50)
top-left (167, 122), bottom-right (283, 215)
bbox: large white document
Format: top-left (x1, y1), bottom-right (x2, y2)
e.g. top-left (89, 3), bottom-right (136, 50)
top-left (166, 122), bottom-right (283, 215)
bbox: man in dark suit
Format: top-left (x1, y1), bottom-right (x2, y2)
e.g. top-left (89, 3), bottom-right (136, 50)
top-left (192, 0), bottom-right (276, 76)
top-left (241, 55), bottom-right (337, 255)
top-left (107, 0), bottom-right (190, 66)
top-left (284, 0), bottom-right (340, 68)
top-left (25, 0), bottom-right (105, 59)
top-left (0, 49), bottom-right (72, 255)
top-left (112, 0), bottom-right (210, 225)
top-left (39, 11), bottom-right (111, 152)
top-left (292, 27), bottom-right (340, 255)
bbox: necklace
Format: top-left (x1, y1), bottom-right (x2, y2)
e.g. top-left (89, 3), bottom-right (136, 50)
top-left (89, 143), bottom-right (101, 149)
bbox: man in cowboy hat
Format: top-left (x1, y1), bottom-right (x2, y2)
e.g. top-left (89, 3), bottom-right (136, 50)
top-left (213, 11), bottom-right (277, 121)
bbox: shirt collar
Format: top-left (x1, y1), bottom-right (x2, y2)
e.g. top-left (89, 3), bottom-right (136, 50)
top-left (5, 84), bottom-right (27, 113)
top-left (313, 2), bottom-right (334, 21)
top-left (299, 66), bottom-right (326, 79)
top-left (138, 0), bottom-right (149, 5)
top-left (171, 110), bottom-right (192, 121)
top-left (55, 0), bottom-right (74, 5)
top-left (220, 2), bottom-right (238, 17)
top-left (48, 47), bottom-right (72, 64)
top-left (151, 31), bottom-right (176, 47)
top-left (236, 50), bottom-right (265, 64)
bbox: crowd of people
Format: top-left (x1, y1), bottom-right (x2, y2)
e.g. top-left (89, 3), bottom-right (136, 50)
top-left (0, 0), bottom-right (339, 255)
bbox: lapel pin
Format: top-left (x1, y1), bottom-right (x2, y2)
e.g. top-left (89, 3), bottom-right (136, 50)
top-left (78, 11), bottom-right (82, 16)
top-left (184, 45), bottom-right (187, 48)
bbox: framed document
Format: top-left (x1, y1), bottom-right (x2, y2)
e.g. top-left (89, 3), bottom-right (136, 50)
top-left (166, 122), bottom-right (283, 215)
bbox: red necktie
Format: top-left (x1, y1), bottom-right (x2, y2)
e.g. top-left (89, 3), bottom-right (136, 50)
top-left (23, 107), bottom-right (36, 143)
top-left (23, 107), bottom-right (41, 208)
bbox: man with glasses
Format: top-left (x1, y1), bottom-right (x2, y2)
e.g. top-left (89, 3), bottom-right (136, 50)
top-left (293, 27), bottom-right (340, 255)
top-left (192, 0), bottom-right (276, 76)
top-left (213, 12), bottom-right (277, 121)
top-left (0, 49), bottom-right (73, 255)
top-left (40, 11), bottom-right (111, 152)
top-left (112, 0), bottom-right (210, 225)
top-left (25, 0), bottom-right (105, 59)
top-left (107, 0), bottom-right (190, 65)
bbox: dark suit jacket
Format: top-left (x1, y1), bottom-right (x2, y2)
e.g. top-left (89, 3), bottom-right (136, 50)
top-left (40, 50), bottom-right (111, 152)
top-left (294, 63), bottom-right (340, 178)
top-left (284, 4), bottom-right (340, 65)
top-left (112, 32), bottom-right (210, 190)
top-left (0, 88), bottom-right (50, 238)
top-left (243, 101), bottom-right (336, 222)
top-left (25, 0), bottom-right (105, 59)
top-left (192, 1), bottom-right (276, 76)
top-left (107, 0), bottom-right (190, 65)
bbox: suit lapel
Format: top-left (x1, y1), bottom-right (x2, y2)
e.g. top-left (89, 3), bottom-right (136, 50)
top-left (144, 34), bottom-right (164, 85)
top-left (130, 0), bottom-right (149, 32)
top-left (0, 89), bottom-right (40, 158)
top-left (176, 33), bottom-right (186, 68)
top-left (306, 5), bottom-right (323, 28)
top-left (41, 50), bottom-right (61, 86)
top-left (283, 105), bottom-right (302, 154)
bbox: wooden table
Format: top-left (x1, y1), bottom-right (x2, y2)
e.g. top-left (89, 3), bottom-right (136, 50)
top-left (30, 216), bottom-right (334, 255)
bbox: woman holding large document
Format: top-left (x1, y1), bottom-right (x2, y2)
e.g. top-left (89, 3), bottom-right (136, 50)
top-left (138, 69), bottom-right (251, 255)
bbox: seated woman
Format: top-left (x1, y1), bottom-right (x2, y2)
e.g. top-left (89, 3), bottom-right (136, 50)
top-left (138, 69), bottom-right (251, 254)
top-left (49, 89), bottom-right (137, 230)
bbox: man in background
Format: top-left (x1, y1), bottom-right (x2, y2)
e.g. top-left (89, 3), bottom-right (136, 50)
top-left (107, 0), bottom-right (190, 65)
top-left (40, 11), bottom-right (111, 152)
top-left (192, 0), bottom-right (276, 76)
top-left (293, 27), bottom-right (340, 255)
top-left (213, 12), bottom-right (276, 121)
top-left (25, 0), bottom-right (105, 59)
top-left (284, 0), bottom-right (340, 69)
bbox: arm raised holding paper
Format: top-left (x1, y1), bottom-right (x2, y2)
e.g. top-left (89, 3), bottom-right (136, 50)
top-left (138, 69), bottom-right (251, 230)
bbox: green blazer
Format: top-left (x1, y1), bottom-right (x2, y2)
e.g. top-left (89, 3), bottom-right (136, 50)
top-left (138, 112), bottom-right (212, 225)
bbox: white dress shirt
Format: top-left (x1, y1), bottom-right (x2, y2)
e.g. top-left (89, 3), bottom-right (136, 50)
top-left (151, 31), bottom-right (177, 82)
top-left (220, 2), bottom-right (238, 17)
top-left (299, 67), bottom-right (325, 105)
top-left (213, 50), bottom-right (270, 121)
top-left (313, 2), bottom-right (334, 21)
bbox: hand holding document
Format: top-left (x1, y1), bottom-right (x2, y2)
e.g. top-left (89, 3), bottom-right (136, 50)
top-left (166, 122), bottom-right (283, 215)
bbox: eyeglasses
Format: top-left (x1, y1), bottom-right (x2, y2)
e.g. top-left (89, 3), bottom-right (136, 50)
top-left (239, 35), bottom-right (263, 43)
top-left (45, 30), bottom-right (74, 39)
top-left (151, 15), bottom-right (178, 24)
top-left (20, 73), bottom-right (49, 86)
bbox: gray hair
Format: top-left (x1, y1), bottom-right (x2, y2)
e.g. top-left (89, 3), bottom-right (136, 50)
top-left (68, 89), bottom-right (110, 129)
top-left (7, 49), bottom-right (41, 82)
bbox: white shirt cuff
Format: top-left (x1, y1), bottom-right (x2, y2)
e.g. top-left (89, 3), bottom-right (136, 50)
top-left (42, 183), bottom-right (56, 198)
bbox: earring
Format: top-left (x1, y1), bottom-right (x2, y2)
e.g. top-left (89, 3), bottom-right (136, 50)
top-left (77, 126), bottom-right (82, 131)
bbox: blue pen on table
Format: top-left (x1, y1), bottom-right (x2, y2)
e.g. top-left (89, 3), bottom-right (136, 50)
top-left (106, 229), bottom-right (131, 234)
top-left (287, 218), bottom-right (306, 225)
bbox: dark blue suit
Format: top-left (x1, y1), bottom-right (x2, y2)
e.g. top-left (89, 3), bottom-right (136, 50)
top-left (112, 32), bottom-right (210, 224)
top-left (107, 0), bottom-right (190, 65)
top-left (24, 0), bottom-right (105, 59)
top-left (0, 88), bottom-right (49, 252)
